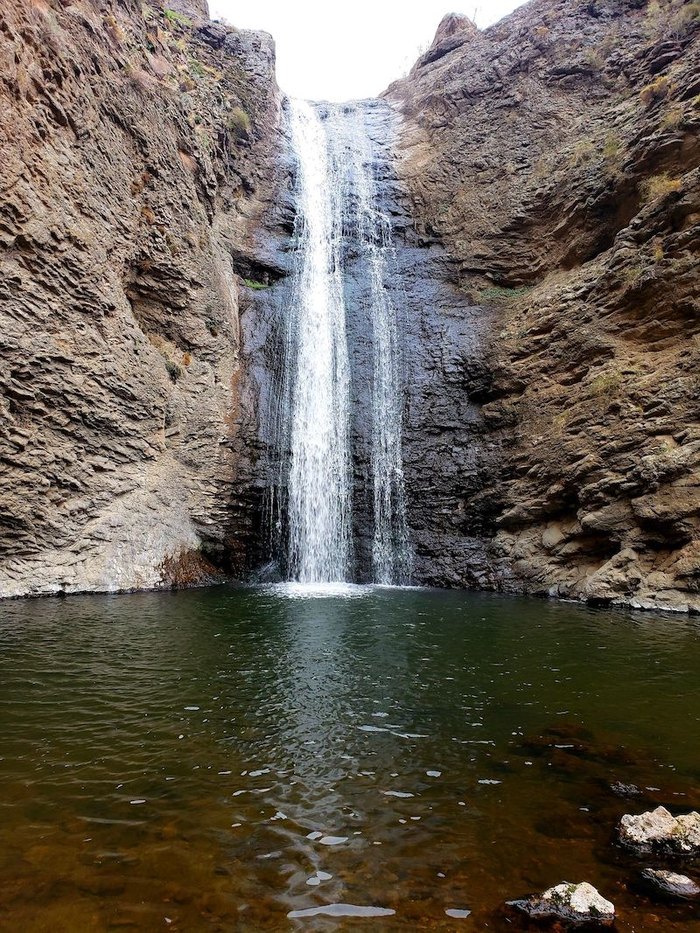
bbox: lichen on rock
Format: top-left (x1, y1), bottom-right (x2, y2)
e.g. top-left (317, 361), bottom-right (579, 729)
top-left (619, 805), bottom-right (700, 855)
top-left (508, 880), bottom-right (615, 926)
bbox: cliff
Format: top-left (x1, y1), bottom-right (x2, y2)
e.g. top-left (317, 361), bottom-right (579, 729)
top-left (0, 0), bottom-right (285, 596)
top-left (386, 0), bottom-right (700, 612)
top-left (1, 0), bottom-right (698, 612)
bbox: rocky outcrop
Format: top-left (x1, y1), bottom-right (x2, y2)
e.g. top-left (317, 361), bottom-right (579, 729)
top-left (386, 0), bottom-right (700, 611)
top-left (0, 0), bottom-right (285, 596)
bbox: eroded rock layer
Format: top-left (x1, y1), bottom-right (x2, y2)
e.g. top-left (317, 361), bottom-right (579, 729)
top-left (0, 0), bottom-right (285, 596)
top-left (386, 0), bottom-right (700, 611)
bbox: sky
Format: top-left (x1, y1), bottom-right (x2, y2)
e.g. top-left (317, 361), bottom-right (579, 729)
top-left (208, 1), bottom-right (528, 101)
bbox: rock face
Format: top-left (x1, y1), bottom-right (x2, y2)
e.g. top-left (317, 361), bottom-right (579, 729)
top-left (386, 0), bottom-right (700, 611)
top-left (508, 881), bottom-right (616, 926)
top-left (0, 0), bottom-right (286, 596)
top-left (619, 806), bottom-right (700, 854)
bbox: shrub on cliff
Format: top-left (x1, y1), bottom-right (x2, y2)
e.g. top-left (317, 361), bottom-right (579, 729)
top-left (639, 75), bottom-right (673, 106)
top-left (641, 173), bottom-right (682, 202)
top-left (227, 107), bottom-right (252, 139)
top-left (165, 360), bottom-right (183, 382)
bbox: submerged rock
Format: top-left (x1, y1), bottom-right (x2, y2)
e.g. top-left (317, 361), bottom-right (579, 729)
top-left (619, 806), bottom-right (700, 855)
top-left (508, 881), bottom-right (615, 927)
top-left (640, 868), bottom-right (700, 900)
top-left (610, 781), bottom-right (641, 798)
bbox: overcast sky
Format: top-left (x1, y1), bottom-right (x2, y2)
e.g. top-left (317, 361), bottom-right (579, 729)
top-left (208, 1), bottom-right (528, 101)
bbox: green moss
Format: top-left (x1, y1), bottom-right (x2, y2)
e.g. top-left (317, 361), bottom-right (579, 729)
top-left (478, 285), bottom-right (532, 304)
top-left (568, 139), bottom-right (595, 167)
top-left (163, 7), bottom-right (191, 28)
top-left (242, 278), bottom-right (268, 290)
top-left (602, 133), bottom-right (620, 161)
top-left (189, 57), bottom-right (205, 79)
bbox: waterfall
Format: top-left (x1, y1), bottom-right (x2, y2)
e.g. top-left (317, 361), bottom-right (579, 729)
top-left (346, 109), bottom-right (411, 585)
top-left (277, 99), bottom-right (411, 586)
top-left (284, 100), bottom-right (352, 584)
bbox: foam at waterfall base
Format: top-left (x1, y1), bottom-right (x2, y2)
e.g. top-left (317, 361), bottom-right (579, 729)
top-left (265, 581), bottom-right (425, 599)
top-left (266, 581), bottom-right (371, 599)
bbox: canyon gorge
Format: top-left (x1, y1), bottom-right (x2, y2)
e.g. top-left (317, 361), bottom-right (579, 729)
top-left (1, 0), bottom-right (698, 611)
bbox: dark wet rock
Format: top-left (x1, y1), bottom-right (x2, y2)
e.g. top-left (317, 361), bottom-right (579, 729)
top-left (610, 781), bottom-right (642, 798)
top-left (619, 806), bottom-right (700, 855)
top-left (241, 99), bottom-right (487, 583)
top-left (640, 868), bottom-right (700, 900)
top-left (507, 881), bottom-right (615, 927)
top-left (518, 724), bottom-right (635, 769)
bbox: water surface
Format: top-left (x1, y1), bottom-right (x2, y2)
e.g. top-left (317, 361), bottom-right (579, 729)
top-left (1, 587), bottom-right (699, 930)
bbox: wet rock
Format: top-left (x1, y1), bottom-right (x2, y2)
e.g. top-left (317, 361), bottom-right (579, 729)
top-left (243, 98), bottom-right (488, 585)
top-left (508, 881), bottom-right (615, 927)
top-left (640, 868), bottom-right (700, 900)
top-left (610, 781), bottom-right (642, 798)
top-left (618, 806), bottom-right (700, 855)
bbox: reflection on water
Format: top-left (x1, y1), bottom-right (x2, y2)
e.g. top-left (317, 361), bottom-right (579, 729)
top-left (0, 587), bottom-right (699, 931)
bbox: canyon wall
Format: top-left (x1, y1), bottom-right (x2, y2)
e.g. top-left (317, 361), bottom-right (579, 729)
top-left (0, 0), bottom-right (285, 596)
top-left (1, 0), bottom-right (698, 612)
top-left (386, 0), bottom-right (700, 612)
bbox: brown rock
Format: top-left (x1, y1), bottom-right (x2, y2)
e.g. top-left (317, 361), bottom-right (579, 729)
top-left (385, 0), bottom-right (700, 612)
top-left (0, 0), bottom-right (284, 597)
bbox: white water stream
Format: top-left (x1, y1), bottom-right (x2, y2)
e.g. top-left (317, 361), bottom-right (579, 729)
top-left (281, 99), bottom-right (410, 585)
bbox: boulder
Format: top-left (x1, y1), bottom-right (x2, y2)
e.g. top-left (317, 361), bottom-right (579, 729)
top-left (619, 806), bottom-right (700, 855)
top-left (640, 868), bottom-right (700, 900)
top-left (508, 881), bottom-right (615, 927)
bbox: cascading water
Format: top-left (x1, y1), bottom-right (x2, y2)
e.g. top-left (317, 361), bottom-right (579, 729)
top-left (283, 100), bottom-right (352, 584)
top-left (275, 99), bottom-right (411, 586)
top-left (346, 109), bottom-right (411, 585)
